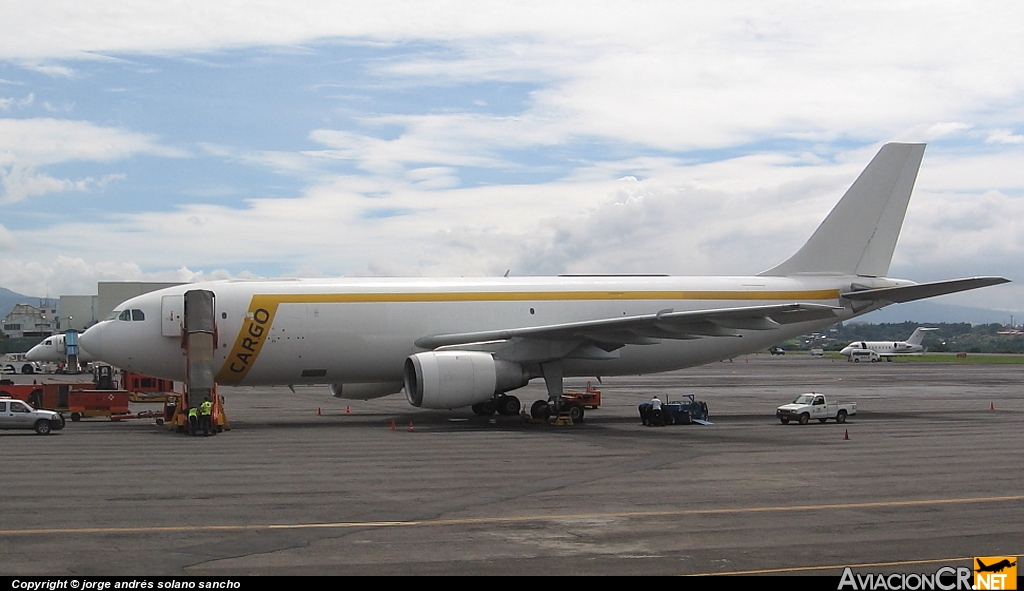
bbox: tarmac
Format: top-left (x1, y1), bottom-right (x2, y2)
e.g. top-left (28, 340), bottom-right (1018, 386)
top-left (1, 354), bottom-right (1022, 576)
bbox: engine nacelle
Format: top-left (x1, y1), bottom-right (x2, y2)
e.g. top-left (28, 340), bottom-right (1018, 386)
top-left (404, 351), bottom-right (529, 409)
top-left (330, 382), bottom-right (404, 400)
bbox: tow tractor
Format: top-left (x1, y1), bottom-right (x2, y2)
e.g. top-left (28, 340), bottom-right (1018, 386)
top-left (638, 394), bottom-right (711, 426)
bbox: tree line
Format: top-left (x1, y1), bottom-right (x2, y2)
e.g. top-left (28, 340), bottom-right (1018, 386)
top-left (797, 322), bottom-right (1024, 354)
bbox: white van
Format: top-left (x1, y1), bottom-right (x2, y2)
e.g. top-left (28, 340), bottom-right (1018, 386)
top-left (848, 349), bottom-right (880, 363)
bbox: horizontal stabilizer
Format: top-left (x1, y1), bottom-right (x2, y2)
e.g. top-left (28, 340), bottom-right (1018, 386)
top-left (840, 277), bottom-right (1010, 304)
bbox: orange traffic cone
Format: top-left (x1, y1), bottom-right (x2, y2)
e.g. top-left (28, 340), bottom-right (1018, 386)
top-left (317, 407), bottom-right (321, 416)
top-left (990, 402), bottom-right (995, 410)
top-left (345, 405), bottom-right (351, 413)
top-left (844, 429), bottom-right (849, 440)
top-left (389, 420), bottom-right (396, 430)
top-left (408, 421), bottom-right (414, 432)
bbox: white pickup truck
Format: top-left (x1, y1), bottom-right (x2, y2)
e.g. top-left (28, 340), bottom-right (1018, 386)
top-left (776, 393), bottom-right (856, 425)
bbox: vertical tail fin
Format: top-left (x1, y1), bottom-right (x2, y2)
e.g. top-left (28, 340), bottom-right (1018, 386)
top-left (760, 143), bottom-right (926, 277)
top-left (905, 327), bottom-right (937, 346)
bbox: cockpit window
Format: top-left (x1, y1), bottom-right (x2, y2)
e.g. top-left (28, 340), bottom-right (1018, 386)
top-left (110, 308), bottom-right (145, 321)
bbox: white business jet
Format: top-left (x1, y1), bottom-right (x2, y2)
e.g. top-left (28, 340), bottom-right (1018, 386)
top-left (79, 143), bottom-right (1008, 419)
top-left (839, 327), bottom-right (938, 362)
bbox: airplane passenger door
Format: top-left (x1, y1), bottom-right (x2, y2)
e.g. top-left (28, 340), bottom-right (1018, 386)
top-left (162, 295), bottom-right (184, 337)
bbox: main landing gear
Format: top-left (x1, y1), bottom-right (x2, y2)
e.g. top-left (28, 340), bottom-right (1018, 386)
top-left (471, 394), bottom-right (521, 416)
top-left (472, 361), bottom-right (586, 422)
top-left (529, 398), bottom-right (584, 422)
top-left (472, 394), bottom-right (585, 422)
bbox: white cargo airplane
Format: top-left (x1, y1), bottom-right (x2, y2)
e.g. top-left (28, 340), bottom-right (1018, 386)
top-left (79, 143), bottom-right (1008, 419)
top-left (839, 327), bottom-right (938, 361)
top-left (25, 333), bottom-right (96, 363)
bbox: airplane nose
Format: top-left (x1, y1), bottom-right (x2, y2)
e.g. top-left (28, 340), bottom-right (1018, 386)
top-left (78, 323), bottom-right (106, 361)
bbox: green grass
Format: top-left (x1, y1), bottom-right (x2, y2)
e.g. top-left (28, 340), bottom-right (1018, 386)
top-left (892, 353), bottom-right (1024, 364)
top-left (816, 352), bottom-right (1024, 363)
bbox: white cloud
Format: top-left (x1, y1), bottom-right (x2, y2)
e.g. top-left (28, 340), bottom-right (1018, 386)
top-left (0, 118), bottom-right (181, 202)
top-left (307, 118), bottom-right (522, 176)
top-left (986, 129), bottom-right (1024, 144)
top-left (4, 3), bottom-right (1024, 150)
top-left (894, 122), bottom-right (973, 142)
top-left (1, 166), bottom-right (78, 203)
top-left (0, 93), bottom-right (33, 110)
top-left (915, 148), bottom-right (1024, 192)
top-left (201, 143), bottom-right (318, 177)
top-left (18, 62), bottom-right (76, 77)
top-left (0, 223), bottom-right (16, 251)
top-left (0, 118), bottom-right (180, 165)
top-left (0, 256), bottom-right (250, 299)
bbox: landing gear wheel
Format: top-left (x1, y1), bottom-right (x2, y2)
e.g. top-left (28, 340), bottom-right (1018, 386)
top-left (531, 400), bottom-right (551, 420)
top-left (471, 401), bottom-right (496, 416)
top-left (496, 395), bottom-right (521, 416)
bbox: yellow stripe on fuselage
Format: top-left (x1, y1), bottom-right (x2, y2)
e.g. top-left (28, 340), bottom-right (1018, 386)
top-left (215, 289), bottom-right (841, 384)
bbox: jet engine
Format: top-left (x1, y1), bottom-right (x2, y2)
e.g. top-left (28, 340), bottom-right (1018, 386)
top-left (330, 382), bottom-right (404, 400)
top-left (404, 351), bottom-right (529, 409)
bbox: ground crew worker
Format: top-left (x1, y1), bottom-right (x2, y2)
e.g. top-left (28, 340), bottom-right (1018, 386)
top-left (199, 397), bottom-right (213, 436)
top-left (187, 406), bottom-right (198, 435)
top-left (650, 395), bottom-right (663, 426)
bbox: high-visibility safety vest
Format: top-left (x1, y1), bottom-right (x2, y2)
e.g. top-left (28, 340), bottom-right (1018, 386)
top-left (200, 401), bottom-right (212, 416)
top-left (188, 407), bottom-right (198, 419)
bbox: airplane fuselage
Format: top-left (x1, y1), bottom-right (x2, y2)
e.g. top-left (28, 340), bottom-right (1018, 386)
top-left (839, 342), bottom-right (923, 356)
top-left (80, 274), bottom-right (895, 387)
top-left (25, 333), bottom-right (96, 363)
top-left (838, 327), bottom-right (936, 358)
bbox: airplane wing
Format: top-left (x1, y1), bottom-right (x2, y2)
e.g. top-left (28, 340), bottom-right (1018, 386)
top-left (414, 303), bottom-right (841, 355)
top-left (841, 277), bottom-right (1009, 304)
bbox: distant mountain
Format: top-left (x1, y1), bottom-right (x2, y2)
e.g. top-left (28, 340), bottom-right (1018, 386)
top-left (855, 300), bottom-right (1020, 326)
top-left (0, 288), bottom-right (59, 320)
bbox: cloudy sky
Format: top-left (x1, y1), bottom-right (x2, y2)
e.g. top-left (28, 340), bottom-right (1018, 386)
top-left (1, 2), bottom-right (1021, 316)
